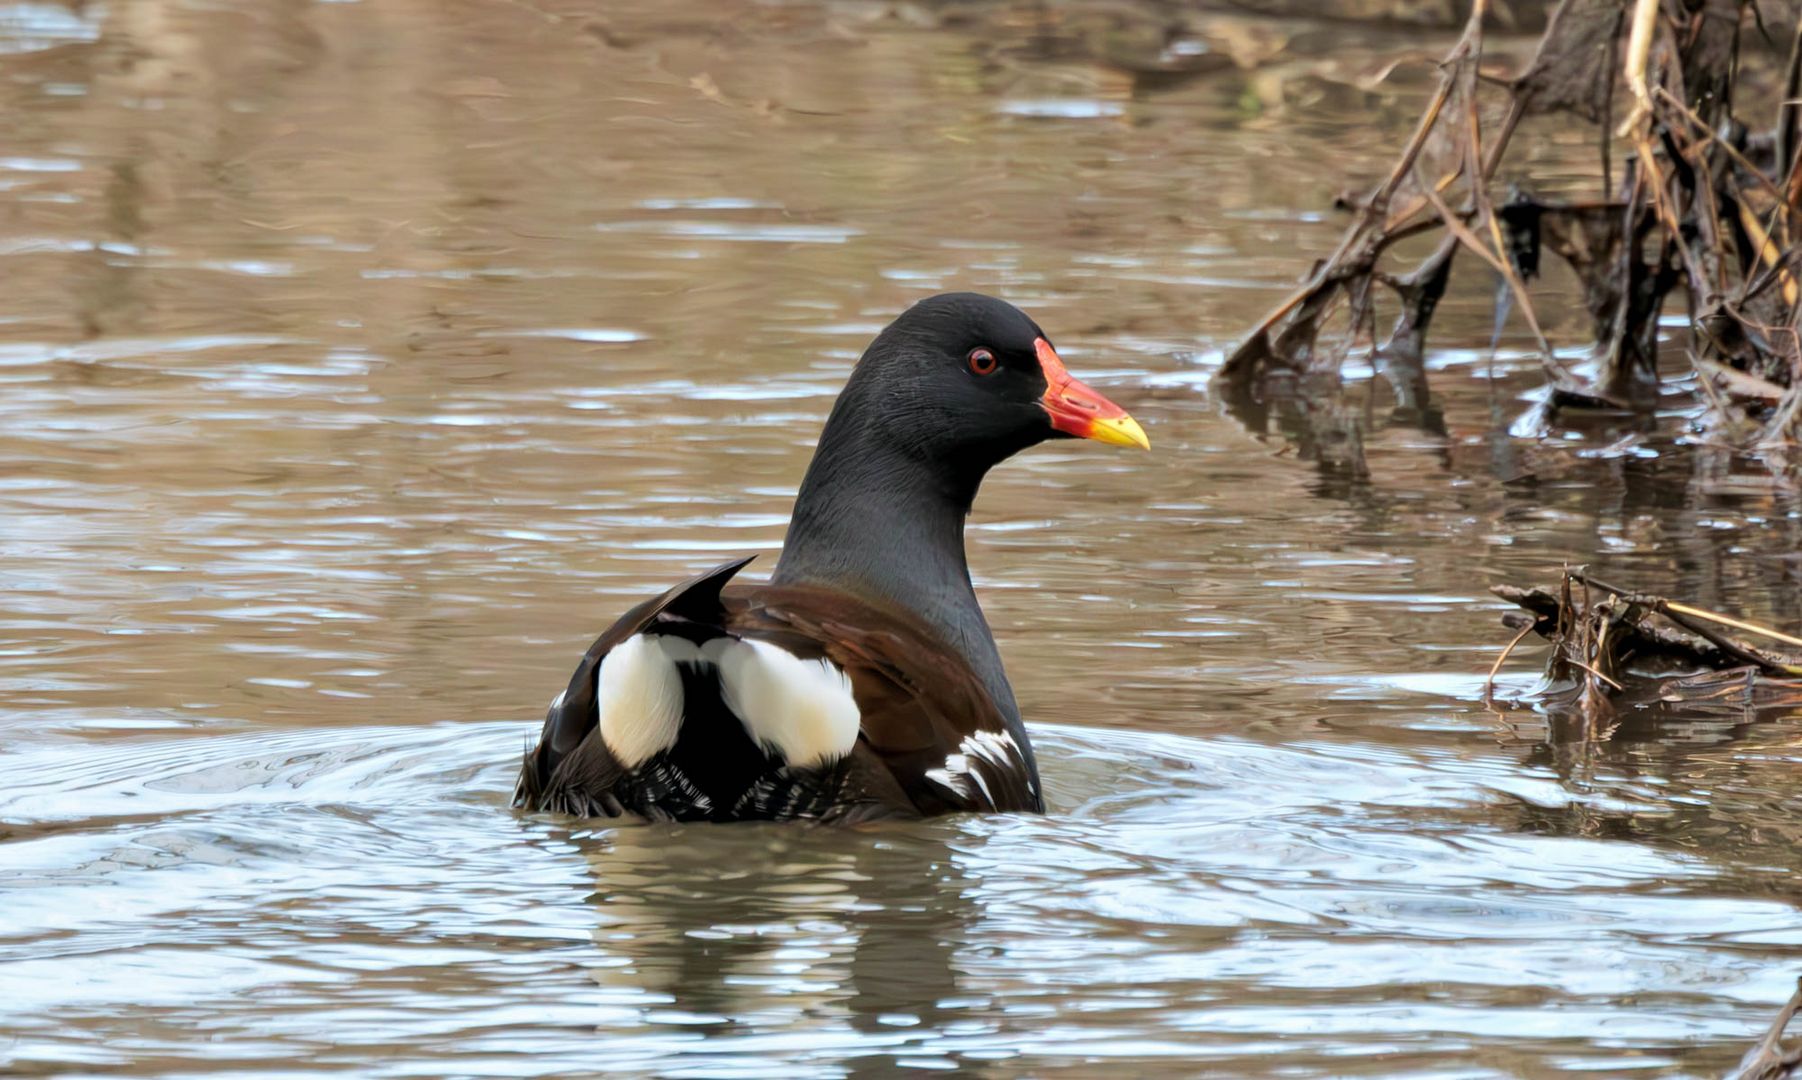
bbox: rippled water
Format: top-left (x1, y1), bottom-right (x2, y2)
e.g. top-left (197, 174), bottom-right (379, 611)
top-left (3, 1), bottom-right (1801, 1076)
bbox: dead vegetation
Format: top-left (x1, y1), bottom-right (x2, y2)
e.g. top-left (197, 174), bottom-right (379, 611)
top-left (1222, 0), bottom-right (1802, 485)
top-left (1489, 566), bottom-right (1802, 738)
top-left (1488, 566), bottom-right (1802, 1078)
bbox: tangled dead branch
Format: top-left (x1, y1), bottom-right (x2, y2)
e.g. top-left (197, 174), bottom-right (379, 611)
top-left (1224, 0), bottom-right (1802, 483)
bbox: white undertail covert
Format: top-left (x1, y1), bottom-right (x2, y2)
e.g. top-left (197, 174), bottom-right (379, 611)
top-left (713, 637), bottom-right (861, 768)
top-left (593, 634), bottom-right (695, 767)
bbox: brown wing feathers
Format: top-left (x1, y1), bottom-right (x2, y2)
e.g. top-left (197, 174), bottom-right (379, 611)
top-left (727, 587), bottom-right (1039, 814)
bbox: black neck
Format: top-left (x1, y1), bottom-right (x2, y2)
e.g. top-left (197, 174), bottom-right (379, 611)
top-left (772, 385), bottom-right (1022, 729)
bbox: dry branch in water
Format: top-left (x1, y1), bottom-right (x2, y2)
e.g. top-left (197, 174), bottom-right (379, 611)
top-left (1225, 0), bottom-right (1802, 483)
top-left (1490, 566), bottom-right (1802, 734)
top-left (1726, 978), bottom-right (1802, 1080)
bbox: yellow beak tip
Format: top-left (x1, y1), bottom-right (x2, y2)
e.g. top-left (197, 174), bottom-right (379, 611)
top-left (1091, 415), bottom-right (1151, 451)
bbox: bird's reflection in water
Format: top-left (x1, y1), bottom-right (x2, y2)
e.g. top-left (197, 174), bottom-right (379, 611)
top-left (575, 819), bottom-right (978, 1073)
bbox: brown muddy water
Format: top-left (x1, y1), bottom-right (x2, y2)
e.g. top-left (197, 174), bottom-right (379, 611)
top-left (2, 1), bottom-right (1801, 1076)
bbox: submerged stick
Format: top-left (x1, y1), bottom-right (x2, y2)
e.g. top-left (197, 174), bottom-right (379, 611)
top-left (1569, 656), bottom-right (1623, 691)
top-left (1485, 621), bottom-right (1537, 695)
top-left (1726, 978), bottom-right (1802, 1080)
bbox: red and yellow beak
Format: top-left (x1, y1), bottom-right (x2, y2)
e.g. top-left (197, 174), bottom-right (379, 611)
top-left (1036, 338), bottom-right (1150, 450)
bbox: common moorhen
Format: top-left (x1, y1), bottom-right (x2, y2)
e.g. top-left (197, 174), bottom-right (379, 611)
top-left (513, 292), bottom-right (1147, 822)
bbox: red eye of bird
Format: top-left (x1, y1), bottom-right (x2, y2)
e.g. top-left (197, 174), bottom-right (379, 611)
top-left (967, 347), bottom-right (998, 376)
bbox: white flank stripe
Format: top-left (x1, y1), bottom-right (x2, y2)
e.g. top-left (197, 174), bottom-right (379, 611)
top-left (594, 634), bottom-right (688, 768)
top-left (927, 732), bottom-right (1023, 805)
top-left (713, 638), bottom-right (860, 768)
top-left (965, 730), bottom-right (1012, 768)
top-left (965, 765), bottom-right (996, 804)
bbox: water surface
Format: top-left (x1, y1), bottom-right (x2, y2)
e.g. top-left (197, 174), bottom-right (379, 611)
top-left (2, 1), bottom-right (1800, 1076)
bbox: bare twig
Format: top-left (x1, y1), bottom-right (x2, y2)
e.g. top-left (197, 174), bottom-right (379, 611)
top-left (1726, 978), bottom-right (1802, 1080)
top-left (1486, 621), bottom-right (1538, 695)
top-left (1227, 0), bottom-right (1802, 484)
top-left (1417, 177), bottom-right (1563, 376)
top-left (1569, 655), bottom-right (1624, 691)
top-left (1570, 571), bottom-right (1802, 654)
top-left (1617, 0), bottom-right (1660, 136)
